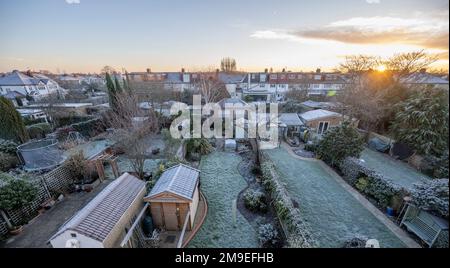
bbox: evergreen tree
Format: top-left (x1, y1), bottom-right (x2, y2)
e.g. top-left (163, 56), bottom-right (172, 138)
top-left (316, 121), bottom-right (364, 167)
top-left (391, 88), bottom-right (449, 157)
top-left (105, 72), bottom-right (118, 112)
top-left (0, 97), bottom-right (29, 143)
top-left (114, 76), bottom-right (123, 93)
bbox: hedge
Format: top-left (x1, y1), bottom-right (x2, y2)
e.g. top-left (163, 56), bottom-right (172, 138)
top-left (0, 139), bottom-right (18, 155)
top-left (71, 118), bottom-right (105, 138)
top-left (339, 157), bottom-right (408, 210)
top-left (27, 123), bottom-right (52, 140)
top-left (260, 152), bottom-right (317, 248)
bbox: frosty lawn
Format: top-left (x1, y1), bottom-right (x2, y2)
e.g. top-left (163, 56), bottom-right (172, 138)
top-left (188, 151), bottom-right (259, 248)
top-left (267, 148), bottom-right (406, 248)
top-left (360, 148), bottom-right (429, 189)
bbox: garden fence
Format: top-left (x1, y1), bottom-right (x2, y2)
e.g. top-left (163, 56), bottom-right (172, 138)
top-left (0, 164), bottom-right (73, 238)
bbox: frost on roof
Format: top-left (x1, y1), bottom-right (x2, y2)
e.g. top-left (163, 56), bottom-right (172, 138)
top-left (146, 164), bottom-right (200, 200)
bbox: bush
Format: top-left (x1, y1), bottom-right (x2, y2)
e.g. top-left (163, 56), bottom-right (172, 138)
top-left (0, 173), bottom-right (38, 212)
top-left (27, 123), bottom-right (52, 140)
top-left (186, 138), bottom-right (213, 156)
top-left (244, 189), bottom-right (267, 213)
top-left (71, 118), bottom-right (105, 138)
top-left (0, 152), bottom-right (19, 172)
top-left (342, 235), bottom-right (368, 248)
top-left (53, 115), bottom-right (93, 128)
top-left (410, 179), bottom-right (449, 218)
top-left (65, 151), bottom-right (97, 183)
top-left (0, 139), bottom-right (18, 155)
top-left (258, 224), bottom-right (279, 248)
top-left (316, 121), bottom-right (364, 167)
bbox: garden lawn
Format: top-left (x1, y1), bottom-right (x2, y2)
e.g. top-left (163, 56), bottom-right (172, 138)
top-left (267, 148), bottom-right (406, 248)
top-left (360, 148), bottom-right (429, 189)
top-left (188, 151), bottom-right (259, 248)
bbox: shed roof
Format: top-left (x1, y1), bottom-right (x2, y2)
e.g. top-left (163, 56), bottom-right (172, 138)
top-left (146, 164), bottom-right (200, 201)
top-left (279, 113), bottom-right (304, 126)
top-left (300, 109), bottom-right (341, 122)
top-left (50, 173), bottom-right (145, 243)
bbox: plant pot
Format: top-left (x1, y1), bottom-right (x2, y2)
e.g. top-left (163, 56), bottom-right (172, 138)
top-left (9, 226), bottom-right (23, 235)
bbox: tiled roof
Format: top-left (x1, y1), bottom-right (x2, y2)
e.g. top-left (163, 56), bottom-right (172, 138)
top-left (401, 73), bottom-right (449, 85)
top-left (300, 109), bottom-right (341, 121)
top-left (0, 71), bottom-right (37, 86)
top-left (218, 73), bottom-right (246, 84)
top-left (146, 164), bottom-right (199, 200)
top-left (50, 173), bottom-right (145, 243)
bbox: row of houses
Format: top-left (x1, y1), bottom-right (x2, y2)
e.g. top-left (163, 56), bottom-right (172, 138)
top-left (0, 70), bottom-right (62, 100)
top-left (127, 68), bottom-right (449, 102)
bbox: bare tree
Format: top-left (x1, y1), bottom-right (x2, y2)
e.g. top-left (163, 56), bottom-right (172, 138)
top-left (192, 69), bottom-right (229, 103)
top-left (103, 90), bottom-right (158, 179)
top-left (385, 50), bottom-right (438, 83)
top-left (101, 66), bottom-right (116, 75)
top-left (220, 57), bottom-right (237, 73)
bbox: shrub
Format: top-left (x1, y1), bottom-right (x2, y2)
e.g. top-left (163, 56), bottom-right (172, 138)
top-left (244, 189), bottom-right (267, 213)
top-left (186, 138), bottom-right (213, 156)
top-left (258, 224), bottom-right (279, 248)
top-left (0, 139), bottom-right (18, 155)
top-left (64, 151), bottom-right (97, 183)
top-left (342, 235), bottom-right (368, 248)
top-left (316, 121), bottom-right (364, 167)
top-left (27, 123), bottom-right (52, 140)
top-left (0, 97), bottom-right (29, 143)
top-left (71, 118), bottom-right (104, 138)
top-left (53, 115), bottom-right (93, 128)
top-left (0, 152), bottom-right (19, 172)
top-left (0, 173), bottom-right (38, 212)
top-left (410, 179), bottom-right (449, 218)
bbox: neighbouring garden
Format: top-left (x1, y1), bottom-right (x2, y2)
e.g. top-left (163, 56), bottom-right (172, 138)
top-left (360, 148), bottom-right (430, 189)
top-left (266, 147), bottom-right (407, 248)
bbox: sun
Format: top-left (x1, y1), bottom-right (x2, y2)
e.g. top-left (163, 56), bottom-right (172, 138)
top-left (376, 65), bottom-right (386, 72)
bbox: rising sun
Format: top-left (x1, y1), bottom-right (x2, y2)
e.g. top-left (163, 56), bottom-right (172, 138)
top-left (376, 65), bottom-right (386, 72)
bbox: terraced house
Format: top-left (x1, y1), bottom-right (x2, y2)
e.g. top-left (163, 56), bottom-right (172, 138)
top-left (0, 70), bottom-right (62, 100)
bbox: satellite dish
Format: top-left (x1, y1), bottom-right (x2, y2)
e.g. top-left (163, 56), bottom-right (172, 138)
top-left (65, 239), bottom-right (80, 248)
top-left (365, 239), bottom-right (380, 248)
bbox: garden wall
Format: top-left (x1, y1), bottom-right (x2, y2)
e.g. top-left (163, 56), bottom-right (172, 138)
top-left (0, 164), bottom-right (73, 238)
top-left (339, 157), bottom-right (408, 210)
top-left (259, 150), bottom-right (317, 248)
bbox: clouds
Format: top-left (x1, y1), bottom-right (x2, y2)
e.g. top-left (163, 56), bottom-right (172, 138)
top-left (250, 15), bottom-right (449, 51)
top-left (65, 0), bottom-right (80, 4)
top-left (366, 0), bottom-right (380, 4)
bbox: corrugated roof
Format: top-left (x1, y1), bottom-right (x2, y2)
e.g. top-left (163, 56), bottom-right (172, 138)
top-left (50, 173), bottom-right (145, 243)
top-left (300, 109), bottom-right (341, 121)
top-left (146, 164), bottom-right (199, 201)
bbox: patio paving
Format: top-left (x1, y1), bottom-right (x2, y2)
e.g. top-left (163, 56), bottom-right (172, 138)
top-left (0, 180), bottom-right (113, 248)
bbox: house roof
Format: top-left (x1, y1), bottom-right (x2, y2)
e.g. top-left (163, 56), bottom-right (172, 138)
top-left (300, 109), bottom-right (341, 121)
top-left (217, 97), bottom-right (248, 109)
top-left (0, 71), bottom-right (38, 86)
top-left (401, 73), bottom-right (449, 85)
top-left (3, 91), bottom-right (26, 99)
top-left (279, 113), bottom-right (304, 126)
top-left (146, 164), bottom-right (200, 201)
top-left (50, 173), bottom-right (145, 243)
top-left (301, 100), bottom-right (338, 109)
top-left (218, 73), bottom-right (246, 84)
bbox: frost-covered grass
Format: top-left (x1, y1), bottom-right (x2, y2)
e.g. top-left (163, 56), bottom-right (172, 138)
top-left (267, 148), bottom-right (406, 248)
top-left (188, 151), bottom-right (259, 248)
top-left (104, 156), bottom-right (162, 179)
top-left (360, 148), bottom-right (429, 189)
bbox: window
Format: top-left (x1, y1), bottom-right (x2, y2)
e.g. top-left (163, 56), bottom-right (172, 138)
top-left (313, 84), bottom-right (320, 89)
top-left (318, 121), bottom-right (329, 135)
top-left (71, 233), bottom-right (77, 238)
top-left (259, 83), bottom-right (266, 88)
top-left (270, 84), bottom-right (276, 88)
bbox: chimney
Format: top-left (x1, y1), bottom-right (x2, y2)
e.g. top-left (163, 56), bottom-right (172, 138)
top-left (264, 68), bottom-right (268, 73)
top-left (420, 68), bottom-right (427, 73)
top-left (146, 68), bottom-right (151, 73)
top-left (181, 68), bottom-right (185, 73)
top-left (316, 68), bottom-right (321, 73)
top-left (282, 68), bottom-right (286, 73)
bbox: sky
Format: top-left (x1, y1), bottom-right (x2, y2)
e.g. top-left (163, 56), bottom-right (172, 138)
top-left (0, 0), bottom-right (448, 73)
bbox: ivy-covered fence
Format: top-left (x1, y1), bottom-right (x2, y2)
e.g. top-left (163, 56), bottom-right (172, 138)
top-left (260, 151), bottom-right (317, 248)
top-left (0, 164), bottom-right (73, 238)
top-left (339, 157), bottom-right (409, 210)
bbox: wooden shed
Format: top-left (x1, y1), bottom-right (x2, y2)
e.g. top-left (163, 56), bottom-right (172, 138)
top-left (144, 164), bottom-right (200, 231)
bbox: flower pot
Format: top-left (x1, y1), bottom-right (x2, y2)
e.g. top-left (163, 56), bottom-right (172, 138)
top-left (9, 226), bottom-right (23, 235)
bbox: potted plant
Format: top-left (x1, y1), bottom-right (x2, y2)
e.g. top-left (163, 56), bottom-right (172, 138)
top-left (0, 173), bottom-right (38, 235)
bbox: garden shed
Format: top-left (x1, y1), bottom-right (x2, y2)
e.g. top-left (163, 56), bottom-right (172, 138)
top-left (49, 173), bottom-right (146, 248)
top-left (144, 164), bottom-right (200, 231)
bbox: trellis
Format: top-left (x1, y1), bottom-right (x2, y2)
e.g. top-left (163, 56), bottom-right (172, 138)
top-left (0, 164), bottom-right (74, 237)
